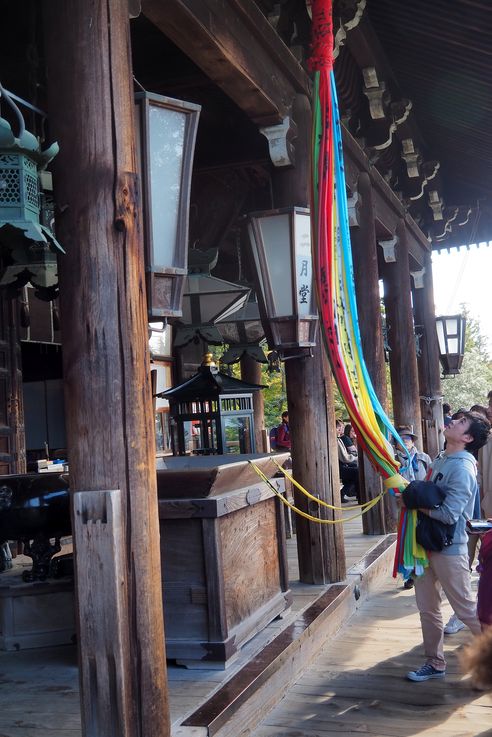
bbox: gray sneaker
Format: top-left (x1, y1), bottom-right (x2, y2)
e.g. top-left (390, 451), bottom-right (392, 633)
top-left (406, 663), bottom-right (446, 682)
top-left (444, 614), bottom-right (466, 634)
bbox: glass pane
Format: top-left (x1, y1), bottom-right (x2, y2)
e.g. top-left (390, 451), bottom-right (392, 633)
top-left (149, 104), bottom-right (185, 267)
top-left (149, 324), bottom-right (172, 358)
top-left (448, 338), bottom-right (458, 354)
top-left (155, 411), bottom-right (171, 453)
top-left (182, 276), bottom-right (248, 323)
top-left (259, 214), bottom-right (293, 317)
top-left (436, 319), bottom-right (445, 354)
top-left (223, 416), bottom-right (253, 454)
top-left (294, 212), bottom-right (314, 317)
top-left (193, 419), bottom-right (218, 454)
top-left (445, 317), bottom-right (458, 335)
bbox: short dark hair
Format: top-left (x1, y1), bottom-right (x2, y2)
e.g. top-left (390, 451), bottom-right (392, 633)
top-left (470, 404), bottom-right (488, 417)
top-left (443, 403), bottom-right (451, 414)
top-left (281, 411), bottom-right (288, 420)
top-left (336, 419), bottom-right (344, 428)
top-left (463, 411), bottom-right (491, 453)
top-left (344, 423), bottom-right (352, 436)
top-left (452, 408), bottom-right (467, 420)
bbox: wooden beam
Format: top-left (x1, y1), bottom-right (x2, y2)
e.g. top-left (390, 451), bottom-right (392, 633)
top-left (142, 0), bottom-right (310, 125)
top-left (42, 1), bottom-right (170, 734)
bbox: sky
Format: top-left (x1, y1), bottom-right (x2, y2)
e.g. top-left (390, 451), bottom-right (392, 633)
top-left (432, 244), bottom-right (492, 356)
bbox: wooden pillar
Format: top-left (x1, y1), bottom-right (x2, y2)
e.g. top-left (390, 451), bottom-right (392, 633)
top-left (382, 219), bottom-right (422, 446)
top-left (272, 93), bottom-right (345, 584)
top-left (350, 173), bottom-right (395, 533)
top-left (0, 294), bottom-right (26, 474)
top-left (43, 2), bottom-right (169, 736)
top-left (412, 250), bottom-right (443, 457)
top-left (240, 353), bottom-right (266, 452)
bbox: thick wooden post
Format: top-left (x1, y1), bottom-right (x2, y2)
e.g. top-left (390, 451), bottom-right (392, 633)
top-left (412, 250), bottom-right (443, 457)
top-left (382, 219), bottom-right (422, 446)
top-left (240, 353), bottom-right (266, 452)
top-left (43, 2), bottom-right (169, 736)
top-left (0, 294), bottom-right (26, 475)
top-left (272, 94), bottom-right (345, 584)
top-left (351, 173), bottom-right (395, 532)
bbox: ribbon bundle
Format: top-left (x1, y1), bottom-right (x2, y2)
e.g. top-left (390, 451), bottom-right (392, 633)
top-left (308, 0), bottom-right (427, 577)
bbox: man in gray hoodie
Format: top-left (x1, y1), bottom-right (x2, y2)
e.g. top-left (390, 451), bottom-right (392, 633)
top-left (406, 411), bottom-right (491, 682)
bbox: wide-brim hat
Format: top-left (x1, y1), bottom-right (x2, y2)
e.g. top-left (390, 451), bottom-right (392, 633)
top-left (395, 425), bottom-right (417, 440)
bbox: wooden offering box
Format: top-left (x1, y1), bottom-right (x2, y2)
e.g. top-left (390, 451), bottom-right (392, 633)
top-left (156, 454), bottom-right (292, 668)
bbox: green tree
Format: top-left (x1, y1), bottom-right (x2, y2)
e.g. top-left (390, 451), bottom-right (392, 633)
top-left (441, 308), bottom-right (492, 411)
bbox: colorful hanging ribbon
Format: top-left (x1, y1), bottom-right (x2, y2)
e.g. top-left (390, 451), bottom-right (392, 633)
top-left (308, 0), bottom-right (427, 578)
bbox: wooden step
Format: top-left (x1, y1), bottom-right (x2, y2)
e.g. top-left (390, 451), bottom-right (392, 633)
top-left (174, 534), bottom-right (397, 737)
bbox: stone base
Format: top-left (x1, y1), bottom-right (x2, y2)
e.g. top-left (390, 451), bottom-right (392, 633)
top-left (0, 576), bottom-right (76, 651)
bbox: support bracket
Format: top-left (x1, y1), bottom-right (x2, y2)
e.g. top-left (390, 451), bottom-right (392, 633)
top-left (260, 116), bottom-right (298, 167)
top-left (378, 236), bottom-right (398, 263)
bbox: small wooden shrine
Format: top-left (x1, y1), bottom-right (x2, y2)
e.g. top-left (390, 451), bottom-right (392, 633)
top-left (159, 353), bottom-right (265, 455)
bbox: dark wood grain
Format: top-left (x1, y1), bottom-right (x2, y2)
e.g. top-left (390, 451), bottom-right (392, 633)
top-left (351, 172), bottom-right (394, 533)
top-left (383, 219), bottom-right (422, 449)
top-left (42, 1), bottom-right (169, 734)
top-left (413, 251), bottom-right (443, 458)
top-left (142, 0), bottom-right (309, 126)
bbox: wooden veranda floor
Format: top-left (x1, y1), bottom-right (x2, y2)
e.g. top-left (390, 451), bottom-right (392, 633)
top-left (250, 570), bottom-right (492, 737)
top-left (4, 516), bottom-right (487, 736)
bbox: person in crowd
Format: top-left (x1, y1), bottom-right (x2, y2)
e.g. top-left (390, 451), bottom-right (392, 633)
top-left (405, 411), bottom-right (490, 682)
top-left (394, 426), bottom-right (432, 590)
top-left (476, 527), bottom-right (492, 629)
top-left (276, 410), bottom-right (291, 450)
top-left (394, 425), bottom-right (431, 483)
top-left (478, 400), bottom-right (492, 520)
top-left (443, 403), bottom-right (453, 427)
top-left (341, 424), bottom-right (358, 458)
top-left (336, 419), bottom-right (359, 503)
top-left (444, 402), bottom-right (490, 635)
top-left (461, 524), bottom-right (492, 691)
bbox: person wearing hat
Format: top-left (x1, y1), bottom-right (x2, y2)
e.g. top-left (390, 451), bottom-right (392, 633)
top-left (394, 425), bottom-right (432, 484)
top-left (394, 426), bottom-right (432, 590)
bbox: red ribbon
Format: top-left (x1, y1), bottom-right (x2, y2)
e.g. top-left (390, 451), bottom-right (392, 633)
top-left (308, 0), bottom-right (334, 72)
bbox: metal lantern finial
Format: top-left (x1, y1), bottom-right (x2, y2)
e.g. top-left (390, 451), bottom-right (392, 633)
top-left (0, 84), bottom-right (64, 301)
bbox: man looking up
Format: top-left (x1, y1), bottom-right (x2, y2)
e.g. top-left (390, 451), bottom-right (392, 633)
top-left (406, 411), bottom-right (491, 682)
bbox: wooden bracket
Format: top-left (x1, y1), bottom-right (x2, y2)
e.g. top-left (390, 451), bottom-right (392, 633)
top-left (362, 67), bottom-right (389, 120)
top-left (348, 191), bottom-right (360, 227)
top-left (428, 190), bottom-right (444, 221)
top-left (378, 236), bottom-right (398, 263)
top-left (401, 138), bottom-right (421, 178)
top-left (260, 116), bottom-right (298, 167)
top-left (410, 267), bottom-right (426, 289)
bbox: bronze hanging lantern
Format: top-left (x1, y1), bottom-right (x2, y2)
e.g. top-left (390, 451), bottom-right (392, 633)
top-left (0, 84), bottom-right (63, 301)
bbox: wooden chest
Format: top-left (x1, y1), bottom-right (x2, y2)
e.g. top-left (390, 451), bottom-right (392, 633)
top-left (156, 454), bottom-right (292, 667)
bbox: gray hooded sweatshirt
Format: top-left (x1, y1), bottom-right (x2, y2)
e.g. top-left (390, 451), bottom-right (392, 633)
top-left (426, 450), bottom-right (478, 556)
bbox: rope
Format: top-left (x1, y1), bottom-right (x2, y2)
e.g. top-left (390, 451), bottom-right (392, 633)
top-left (249, 460), bottom-right (384, 524)
top-left (271, 457), bottom-right (383, 510)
